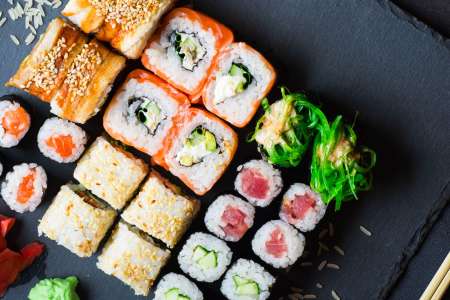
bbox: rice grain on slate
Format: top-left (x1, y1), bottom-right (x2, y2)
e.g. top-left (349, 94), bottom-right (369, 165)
top-left (318, 260), bottom-right (327, 271)
top-left (326, 263), bottom-right (340, 270)
top-left (334, 245), bottom-right (345, 256)
top-left (360, 225), bottom-right (372, 236)
top-left (331, 290), bottom-right (341, 300)
top-left (316, 283), bottom-right (323, 289)
top-left (10, 34), bottom-right (19, 45)
top-left (303, 295), bottom-right (317, 299)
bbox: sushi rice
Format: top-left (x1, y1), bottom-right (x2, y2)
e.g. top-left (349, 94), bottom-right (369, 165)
top-left (154, 273), bottom-right (203, 300)
top-left (0, 100), bottom-right (31, 148)
top-left (37, 117), bottom-right (87, 163)
top-left (1, 163), bottom-right (47, 213)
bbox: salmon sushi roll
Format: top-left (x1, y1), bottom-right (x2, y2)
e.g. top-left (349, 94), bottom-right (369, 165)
top-left (279, 183), bottom-right (327, 232)
top-left (204, 194), bottom-right (255, 242)
top-left (251, 220), bottom-right (305, 269)
top-left (0, 99), bottom-right (31, 148)
top-left (1, 163), bottom-right (47, 213)
top-left (37, 117), bottom-right (87, 163)
top-left (142, 7), bottom-right (233, 100)
top-left (62, 0), bottom-right (107, 33)
top-left (103, 70), bottom-right (190, 156)
top-left (234, 160), bottom-right (283, 207)
top-left (203, 43), bottom-right (276, 127)
top-left (158, 108), bottom-right (238, 195)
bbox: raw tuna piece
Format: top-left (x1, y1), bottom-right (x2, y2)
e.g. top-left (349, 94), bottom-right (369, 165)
top-left (240, 168), bottom-right (269, 200)
top-left (265, 227), bottom-right (287, 258)
top-left (221, 205), bottom-right (249, 240)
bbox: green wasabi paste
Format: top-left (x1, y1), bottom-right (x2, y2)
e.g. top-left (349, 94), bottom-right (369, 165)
top-left (28, 276), bottom-right (80, 300)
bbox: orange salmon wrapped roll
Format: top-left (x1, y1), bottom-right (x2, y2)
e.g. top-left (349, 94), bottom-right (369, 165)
top-left (142, 7), bottom-right (233, 101)
top-left (155, 108), bottom-right (238, 195)
top-left (103, 69), bottom-right (190, 156)
top-left (203, 42), bottom-right (276, 127)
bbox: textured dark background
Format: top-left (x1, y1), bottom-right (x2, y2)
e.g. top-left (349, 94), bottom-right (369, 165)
top-left (0, 1), bottom-right (449, 299)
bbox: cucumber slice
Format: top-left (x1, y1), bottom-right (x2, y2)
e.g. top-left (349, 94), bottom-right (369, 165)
top-left (197, 251), bottom-right (218, 269)
top-left (230, 64), bottom-right (245, 77)
top-left (233, 275), bottom-right (250, 286)
top-left (192, 245), bottom-right (208, 262)
top-left (178, 296), bottom-right (191, 300)
top-left (236, 282), bottom-right (260, 296)
top-left (165, 288), bottom-right (180, 300)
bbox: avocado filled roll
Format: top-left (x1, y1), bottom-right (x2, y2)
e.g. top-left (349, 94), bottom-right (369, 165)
top-left (103, 70), bottom-right (190, 156)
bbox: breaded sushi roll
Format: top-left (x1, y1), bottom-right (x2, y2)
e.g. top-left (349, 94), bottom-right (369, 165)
top-left (62, 0), bottom-right (107, 33)
top-left (74, 136), bottom-right (148, 210)
top-left (38, 184), bottom-right (116, 257)
top-left (122, 171), bottom-right (200, 248)
top-left (50, 40), bottom-right (126, 124)
top-left (142, 7), bottom-right (233, 100)
top-left (0, 99), bottom-right (30, 148)
top-left (1, 163), bottom-right (47, 213)
top-left (204, 194), bottom-right (255, 242)
top-left (251, 220), bottom-right (305, 269)
top-left (235, 160), bottom-right (283, 207)
top-left (97, 222), bottom-right (171, 296)
top-left (154, 273), bottom-right (203, 300)
top-left (203, 43), bottom-right (276, 127)
top-left (221, 259), bottom-right (275, 300)
top-left (158, 108), bottom-right (238, 195)
top-left (279, 183), bottom-right (327, 232)
top-left (103, 70), bottom-right (190, 156)
top-left (37, 117), bottom-right (87, 163)
top-left (95, 0), bottom-right (175, 59)
top-left (7, 18), bottom-right (87, 103)
top-left (178, 232), bottom-right (232, 282)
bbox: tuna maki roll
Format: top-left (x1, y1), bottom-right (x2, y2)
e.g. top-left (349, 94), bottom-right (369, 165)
top-left (234, 160), bottom-right (283, 207)
top-left (221, 259), bottom-right (275, 300)
top-left (252, 220), bottom-right (305, 269)
top-left (178, 232), bottom-right (232, 282)
top-left (0, 99), bottom-right (31, 148)
top-left (204, 194), bottom-right (255, 242)
top-left (154, 273), bottom-right (203, 300)
top-left (279, 183), bottom-right (327, 232)
top-left (1, 163), bottom-right (47, 213)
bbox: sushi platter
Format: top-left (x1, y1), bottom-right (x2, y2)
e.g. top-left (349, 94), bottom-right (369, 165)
top-left (1, 0), bottom-right (450, 299)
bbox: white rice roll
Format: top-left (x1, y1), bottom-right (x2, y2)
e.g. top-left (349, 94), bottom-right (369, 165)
top-left (221, 259), bottom-right (275, 300)
top-left (234, 160), bottom-right (283, 207)
top-left (279, 183), bottom-right (327, 232)
top-left (0, 100), bottom-right (31, 148)
top-left (1, 163), bottom-right (47, 213)
top-left (37, 117), bottom-right (87, 163)
top-left (154, 273), bottom-right (203, 300)
top-left (251, 220), bottom-right (305, 269)
top-left (204, 194), bottom-right (255, 242)
top-left (178, 232), bottom-right (232, 282)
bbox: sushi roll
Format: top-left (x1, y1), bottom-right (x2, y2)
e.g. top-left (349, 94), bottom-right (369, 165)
top-left (203, 42), bottom-right (276, 128)
top-left (73, 136), bottom-right (148, 210)
top-left (234, 160), bottom-right (283, 207)
top-left (279, 183), bottom-right (327, 232)
top-left (158, 108), bottom-right (238, 195)
top-left (7, 18), bottom-right (88, 102)
top-left (221, 259), bottom-right (275, 300)
top-left (204, 194), bottom-right (255, 242)
top-left (121, 171), bottom-right (200, 248)
top-left (97, 222), bottom-right (171, 296)
top-left (1, 163), bottom-right (47, 213)
top-left (38, 184), bottom-right (116, 257)
top-left (50, 39), bottom-right (126, 124)
top-left (142, 7), bottom-right (233, 100)
top-left (103, 70), bottom-right (190, 156)
top-left (37, 117), bottom-right (87, 163)
top-left (251, 220), bottom-right (305, 269)
top-left (62, 0), bottom-right (107, 33)
top-left (0, 99), bottom-right (31, 148)
top-left (154, 273), bottom-right (203, 300)
top-left (95, 0), bottom-right (175, 59)
top-left (178, 232), bottom-right (232, 282)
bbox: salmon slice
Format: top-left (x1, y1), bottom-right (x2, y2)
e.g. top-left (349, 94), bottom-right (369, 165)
top-left (17, 170), bottom-right (36, 204)
top-left (2, 107), bottom-right (30, 138)
top-left (46, 135), bottom-right (76, 158)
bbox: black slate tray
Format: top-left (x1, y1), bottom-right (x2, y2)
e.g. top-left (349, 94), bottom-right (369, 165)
top-left (1, 0), bottom-right (449, 299)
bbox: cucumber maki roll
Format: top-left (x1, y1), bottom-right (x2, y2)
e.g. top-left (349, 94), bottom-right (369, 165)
top-left (154, 273), bottom-right (203, 300)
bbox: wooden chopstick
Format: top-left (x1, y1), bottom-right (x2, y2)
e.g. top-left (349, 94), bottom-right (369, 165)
top-left (420, 252), bottom-right (450, 300)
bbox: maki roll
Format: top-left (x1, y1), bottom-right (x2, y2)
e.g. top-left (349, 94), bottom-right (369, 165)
top-left (279, 183), bottom-right (327, 232)
top-left (158, 108), bottom-right (238, 196)
top-left (1, 163), bottom-right (47, 213)
top-left (0, 99), bottom-right (30, 148)
top-left (204, 194), bottom-right (255, 242)
top-left (74, 136), bottom-right (148, 210)
top-left (38, 184), bottom-right (116, 257)
top-left (251, 220), bottom-right (305, 269)
top-left (37, 117), bottom-right (87, 163)
top-left (178, 232), bottom-right (232, 282)
top-left (154, 273), bottom-right (203, 300)
top-left (103, 70), bottom-right (190, 156)
top-left (62, 0), bottom-right (107, 33)
top-left (221, 259), bottom-right (275, 300)
top-left (203, 42), bottom-right (276, 127)
top-left (97, 222), bottom-right (171, 296)
top-left (122, 171), bottom-right (200, 248)
top-left (142, 7), bottom-right (233, 100)
top-left (234, 160), bottom-right (283, 207)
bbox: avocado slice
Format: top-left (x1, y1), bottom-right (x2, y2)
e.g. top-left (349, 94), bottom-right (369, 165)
top-left (197, 251), bottom-right (218, 269)
top-left (204, 130), bottom-right (217, 152)
top-left (179, 155), bottom-right (194, 167)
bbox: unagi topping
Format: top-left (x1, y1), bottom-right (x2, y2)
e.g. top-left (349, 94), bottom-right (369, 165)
top-left (221, 205), bottom-right (248, 239)
top-left (17, 170), bottom-right (36, 204)
top-left (240, 168), bottom-right (269, 200)
top-left (283, 192), bottom-right (316, 221)
top-left (265, 227), bottom-right (287, 258)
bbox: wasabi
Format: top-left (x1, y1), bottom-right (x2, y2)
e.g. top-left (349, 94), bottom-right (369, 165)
top-left (28, 276), bottom-right (80, 300)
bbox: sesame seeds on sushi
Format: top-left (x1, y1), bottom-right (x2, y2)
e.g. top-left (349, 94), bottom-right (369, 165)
top-left (0, 99), bottom-right (31, 148)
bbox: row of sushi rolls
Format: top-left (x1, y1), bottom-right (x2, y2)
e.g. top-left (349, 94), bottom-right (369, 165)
top-left (0, 1), bottom-right (377, 299)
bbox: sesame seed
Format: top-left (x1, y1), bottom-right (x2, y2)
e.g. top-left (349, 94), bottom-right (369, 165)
top-left (333, 245), bottom-right (345, 256)
top-left (331, 290), bottom-right (341, 300)
top-left (10, 34), bottom-right (20, 45)
top-left (318, 260), bottom-right (327, 271)
top-left (359, 225), bottom-right (372, 236)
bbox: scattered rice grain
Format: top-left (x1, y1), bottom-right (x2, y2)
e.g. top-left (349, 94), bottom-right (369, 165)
top-left (316, 283), bottom-right (323, 289)
top-left (319, 228), bottom-right (328, 239)
top-left (326, 263), bottom-right (340, 270)
top-left (318, 260), bottom-right (327, 271)
top-left (290, 287), bottom-right (303, 293)
top-left (333, 245), bottom-right (345, 256)
top-left (319, 242), bottom-right (330, 252)
top-left (10, 34), bottom-right (20, 45)
top-left (303, 295), bottom-right (316, 299)
top-left (0, 17), bottom-right (6, 27)
top-left (359, 225), bottom-right (372, 236)
top-left (331, 290), bottom-right (341, 300)
top-left (25, 33), bottom-right (35, 45)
